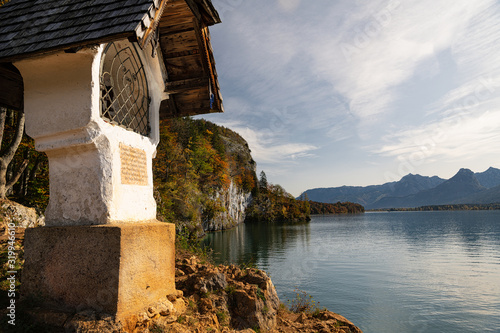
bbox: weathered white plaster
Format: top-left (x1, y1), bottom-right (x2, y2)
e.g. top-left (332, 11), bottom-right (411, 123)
top-left (15, 40), bottom-right (167, 226)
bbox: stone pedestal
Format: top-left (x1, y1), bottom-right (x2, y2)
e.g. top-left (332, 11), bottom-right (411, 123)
top-left (21, 222), bottom-right (175, 320)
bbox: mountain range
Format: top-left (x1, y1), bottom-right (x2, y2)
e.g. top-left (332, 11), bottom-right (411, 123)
top-left (300, 167), bottom-right (500, 210)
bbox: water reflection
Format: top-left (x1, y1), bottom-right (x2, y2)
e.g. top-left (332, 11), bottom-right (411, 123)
top-left (203, 221), bottom-right (311, 266)
top-left (203, 211), bottom-right (500, 333)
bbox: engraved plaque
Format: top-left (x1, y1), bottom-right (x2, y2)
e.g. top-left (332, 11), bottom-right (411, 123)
top-left (120, 144), bottom-right (148, 186)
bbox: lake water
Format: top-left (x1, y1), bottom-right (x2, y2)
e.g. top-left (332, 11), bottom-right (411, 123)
top-left (202, 211), bottom-right (500, 333)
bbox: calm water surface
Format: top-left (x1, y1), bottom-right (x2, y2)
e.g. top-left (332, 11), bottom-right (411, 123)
top-left (203, 211), bottom-right (500, 333)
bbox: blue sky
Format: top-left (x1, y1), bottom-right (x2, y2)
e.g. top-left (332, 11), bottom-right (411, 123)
top-left (199, 0), bottom-right (500, 197)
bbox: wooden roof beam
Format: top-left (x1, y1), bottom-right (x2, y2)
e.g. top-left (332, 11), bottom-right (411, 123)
top-left (159, 96), bottom-right (179, 119)
top-left (165, 76), bottom-right (210, 94)
top-left (183, 0), bottom-right (202, 23)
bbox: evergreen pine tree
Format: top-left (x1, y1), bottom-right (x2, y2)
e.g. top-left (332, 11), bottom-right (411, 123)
top-left (259, 170), bottom-right (268, 193)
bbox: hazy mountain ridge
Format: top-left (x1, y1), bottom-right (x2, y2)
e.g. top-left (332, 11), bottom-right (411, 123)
top-left (303, 174), bottom-right (445, 207)
top-left (301, 167), bottom-right (500, 209)
top-left (369, 169), bottom-right (486, 209)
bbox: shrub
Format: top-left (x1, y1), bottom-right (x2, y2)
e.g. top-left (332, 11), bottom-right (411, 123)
top-left (287, 289), bottom-right (323, 314)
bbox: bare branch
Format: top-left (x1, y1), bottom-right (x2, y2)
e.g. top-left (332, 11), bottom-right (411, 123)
top-left (5, 158), bottom-right (28, 190)
top-left (0, 107), bottom-right (6, 145)
top-left (1, 110), bottom-right (25, 163)
top-left (27, 155), bottom-right (42, 183)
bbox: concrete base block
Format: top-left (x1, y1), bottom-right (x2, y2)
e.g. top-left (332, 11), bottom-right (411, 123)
top-left (21, 221), bottom-right (175, 320)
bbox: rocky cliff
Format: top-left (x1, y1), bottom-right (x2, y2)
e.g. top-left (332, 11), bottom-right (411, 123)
top-left (154, 118), bottom-right (257, 235)
top-left (204, 180), bottom-right (253, 231)
top-left (202, 132), bottom-right (256, 232)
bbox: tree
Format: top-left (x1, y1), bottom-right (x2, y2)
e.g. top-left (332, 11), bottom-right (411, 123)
top-left (0, 107), bottom-right (28, 199)
top-left (259, 170), bottom-right (268, 193)
top-left (300, 192), bottom-right (311, 216)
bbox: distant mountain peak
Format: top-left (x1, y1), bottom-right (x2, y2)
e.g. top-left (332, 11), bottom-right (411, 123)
top-left (452, 168), bottom-right (474, 178)
top-left (475, 166), bottom-right (500, 188)
top-left (401, 173), bottom-right (417, 179)
top-left (449, 168), bottom-right (482, 186)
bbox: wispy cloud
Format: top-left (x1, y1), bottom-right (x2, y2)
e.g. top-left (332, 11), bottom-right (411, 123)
top-left (308, 0), bottom-right (494, 119)
top-left (375, 109), bottom-right (500, 162)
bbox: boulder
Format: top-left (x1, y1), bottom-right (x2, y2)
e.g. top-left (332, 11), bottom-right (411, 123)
top-left (0, 199), bottom-right (43, 228)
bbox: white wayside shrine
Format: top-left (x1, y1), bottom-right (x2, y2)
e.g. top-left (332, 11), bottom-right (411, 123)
top-left (18, 39), bottom-right (176, 320)
top-left (0, 0), bottom-right (223, 323)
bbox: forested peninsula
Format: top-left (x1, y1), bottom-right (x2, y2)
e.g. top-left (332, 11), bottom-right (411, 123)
top-left (308, 200), bottom-right (365, 215)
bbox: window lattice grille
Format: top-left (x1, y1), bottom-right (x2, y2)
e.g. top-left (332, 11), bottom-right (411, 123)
top-left (100, 41), bottom-right (150, 136)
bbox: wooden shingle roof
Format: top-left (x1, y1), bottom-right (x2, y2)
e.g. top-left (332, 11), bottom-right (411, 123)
top-left (0, 0), bottom-right (220, 62)
top-left (0, 0), bottom-right (162, 61)
top-left (0, 0), bottom-right (223, 117)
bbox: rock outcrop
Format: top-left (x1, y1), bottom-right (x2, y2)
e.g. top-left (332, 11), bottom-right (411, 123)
top-left (176, 256), bottom-right (280, 331)
top-left (0, 199), bottom-right (44, 228)
top-left (204, 180), bottom-right (252, 231)
top-left (154, 118), bottom-right (256, 234)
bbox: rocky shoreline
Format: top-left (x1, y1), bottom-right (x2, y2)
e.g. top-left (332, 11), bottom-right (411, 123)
top-left (32, 252), bottom-right (362, 333)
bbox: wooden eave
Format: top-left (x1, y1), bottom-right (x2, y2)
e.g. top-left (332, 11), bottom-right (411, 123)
top-left (184, 0), bottom-right (221, 26)
top-left (158, 0), bottom-right (223, 119)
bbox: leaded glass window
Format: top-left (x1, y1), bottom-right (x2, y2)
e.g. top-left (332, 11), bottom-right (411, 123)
top-left (100, 41), bottom-right (150, 136)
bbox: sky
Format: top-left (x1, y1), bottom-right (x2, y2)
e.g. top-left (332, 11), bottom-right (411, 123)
top-left (198, 0), bottom-right (500, 197)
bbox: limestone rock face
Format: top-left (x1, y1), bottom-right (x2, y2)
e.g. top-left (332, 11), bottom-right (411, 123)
top-left (203, 180), bottom-right (252, 232)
